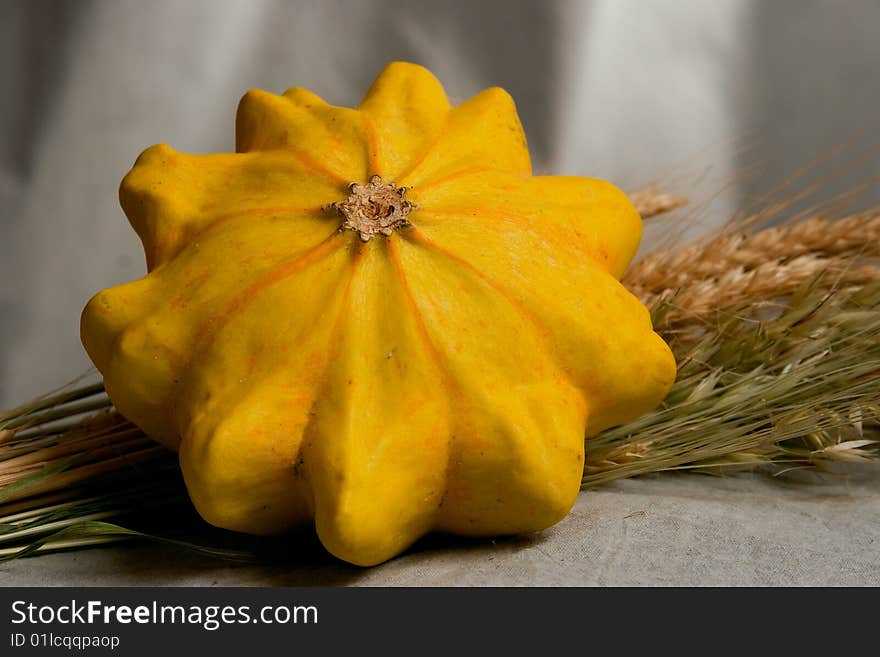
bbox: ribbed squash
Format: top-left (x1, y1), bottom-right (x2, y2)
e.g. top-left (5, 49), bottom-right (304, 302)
top-left (81, 62), bottom-right (675, 566)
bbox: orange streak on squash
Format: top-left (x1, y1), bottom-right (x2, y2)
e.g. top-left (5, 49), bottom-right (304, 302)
top-left (386, 237), bottom-right (458, 400)
top-left (152, 207), bottom-right (325, 258)
top-left (392, 131), bottom-right (443, 184)
top-left (189, 232), bottom-right (345, 355)
top-left (415, 206), bottom-right (610, 273)
top-left (281, 147), bottom-right (353, 187)
top-left (404, 227), bottom-right (586, 414)
top-left (361, 114), bottom-right (382, 179)
top-left (298, 244), bottom-right (366, 511)
top-left (385, 236), bottom-right (459, 514)
top-left (406, 166), bottom-right (492, 193)
top-left (207, 206), bottom-right (321, 221)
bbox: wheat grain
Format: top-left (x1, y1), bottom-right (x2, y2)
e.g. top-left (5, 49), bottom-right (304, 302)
top-left (625, 213), bottom-right (880, 297)
top-left (630, 188), bottom-right (688, 219)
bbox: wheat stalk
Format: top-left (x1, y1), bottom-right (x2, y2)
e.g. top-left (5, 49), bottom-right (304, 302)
top-left (630, 187), bottom-right (688, 219)
top-left (625, 213), bottom-right (880, 325)
top-left (584, 277), bottom-right (880, 485)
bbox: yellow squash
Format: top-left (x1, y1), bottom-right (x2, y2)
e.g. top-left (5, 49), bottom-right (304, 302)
top-left (81, 62), bottom-right (675, 566)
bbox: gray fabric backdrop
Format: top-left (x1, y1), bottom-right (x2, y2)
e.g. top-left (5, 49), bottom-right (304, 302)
top-left (1, 0), bottom-right (878, 586)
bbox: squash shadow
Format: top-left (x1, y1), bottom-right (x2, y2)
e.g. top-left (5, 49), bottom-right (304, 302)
top-left (69, 496), bottom-right (555, 586)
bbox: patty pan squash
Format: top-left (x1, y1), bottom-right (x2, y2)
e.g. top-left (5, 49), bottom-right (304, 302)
top-left (81, 62), bottom-right (675, 566)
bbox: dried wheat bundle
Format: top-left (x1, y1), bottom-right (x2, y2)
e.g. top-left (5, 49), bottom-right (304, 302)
top-left (1, 192), bottom-right (878, 561)
top-left (626, 213), bottom-right (880, 331)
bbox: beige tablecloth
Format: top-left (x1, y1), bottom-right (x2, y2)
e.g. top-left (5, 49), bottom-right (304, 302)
top-left (3, 470), bottom-right (878, 586)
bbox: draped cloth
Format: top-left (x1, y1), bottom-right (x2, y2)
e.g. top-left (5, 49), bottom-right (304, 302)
top-left (1, 0), bottom-right (878, 585)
